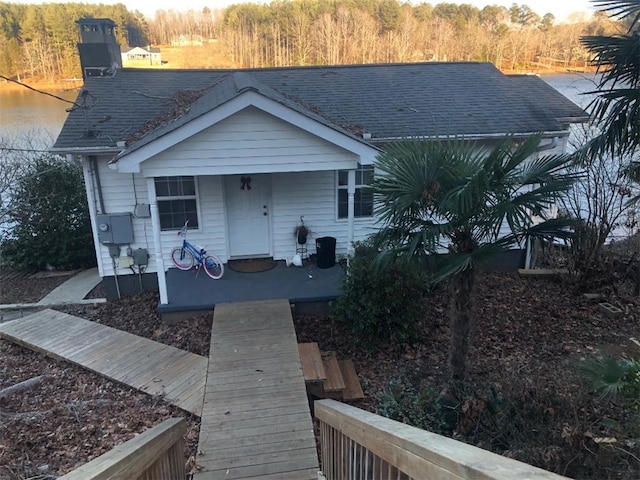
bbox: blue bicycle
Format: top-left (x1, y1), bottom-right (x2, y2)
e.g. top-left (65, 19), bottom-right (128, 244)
top-left (171, 221), bottom-right (224, 279)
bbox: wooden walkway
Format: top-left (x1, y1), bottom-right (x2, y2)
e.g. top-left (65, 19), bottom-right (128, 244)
top-left (196, 299), bottom-right (319, 480)
top-left (0, 309), bottom-right (207, 416)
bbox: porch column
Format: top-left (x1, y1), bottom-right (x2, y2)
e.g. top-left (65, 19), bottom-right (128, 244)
top-left (147, 178), bottom-right (168, 305)
top-left (347, 169), bottom-right (355, 256)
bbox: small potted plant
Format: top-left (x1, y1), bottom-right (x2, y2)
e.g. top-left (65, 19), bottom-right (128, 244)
top-left (294, 216), bottom-right (310, 245)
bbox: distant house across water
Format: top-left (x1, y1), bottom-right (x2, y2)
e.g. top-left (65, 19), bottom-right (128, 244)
top-left (121, 46), bottom-right (162, 67)
top-left (171, 34), bottom-right (204, 46)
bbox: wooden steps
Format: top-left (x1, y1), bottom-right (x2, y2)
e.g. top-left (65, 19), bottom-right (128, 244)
top-left (297, 343), bottom-right (364, 401)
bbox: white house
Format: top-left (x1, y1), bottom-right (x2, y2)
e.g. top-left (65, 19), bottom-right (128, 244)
top-left (52, 23), bottom-right (586, 306)
top-left (121, 46), bottom-right (162, 66)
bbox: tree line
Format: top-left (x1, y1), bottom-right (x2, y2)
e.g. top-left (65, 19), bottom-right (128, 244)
top-left (0, 1), bottom-right (623, 82)
top-left (0, 2), bottom-right (149, 81)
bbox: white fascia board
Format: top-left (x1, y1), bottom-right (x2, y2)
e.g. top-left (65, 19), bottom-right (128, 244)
top-left (116, 90), bottom-right (380, 173)
top-left (141, 159), bottom-right (359, 178)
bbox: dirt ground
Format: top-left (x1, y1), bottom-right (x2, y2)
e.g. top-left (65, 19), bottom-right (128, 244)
top-left (1, 271), bottom-right (639, 479)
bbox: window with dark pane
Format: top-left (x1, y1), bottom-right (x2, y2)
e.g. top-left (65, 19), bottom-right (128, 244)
top-left (336, 164), bottom-right (374, 219)
top-left (155, 176), bottom-right (199, 230)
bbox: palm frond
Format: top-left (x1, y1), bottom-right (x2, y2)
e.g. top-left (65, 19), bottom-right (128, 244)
top-left (581, 355), bottom-right (631, 399)
top-left (582, 34), bottom-right (640, 87)
top-left (590, 1), bottom-right (640, 30)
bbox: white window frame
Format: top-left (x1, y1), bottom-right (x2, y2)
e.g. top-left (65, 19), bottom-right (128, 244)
top-left (155, 176), bottom-right (200, 231)
top-left (337, 164), bottom-right (374, 220)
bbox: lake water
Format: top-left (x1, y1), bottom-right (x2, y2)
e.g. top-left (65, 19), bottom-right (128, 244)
top-left (0, 87), bottom-right (78, 147)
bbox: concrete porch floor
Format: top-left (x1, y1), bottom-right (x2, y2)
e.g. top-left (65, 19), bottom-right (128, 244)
top-left (158, 260), bottom-right (344, 316)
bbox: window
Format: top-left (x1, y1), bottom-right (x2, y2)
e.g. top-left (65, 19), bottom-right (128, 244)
top-left (337, 165), bottom-right (374, 219)
top-left (155, 176), bottom-right (198, 230)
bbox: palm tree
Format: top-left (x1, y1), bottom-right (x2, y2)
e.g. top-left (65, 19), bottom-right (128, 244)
top-left (372, 136), bottom-right (577, 381)
top-left (581, 0), bottom-right (640, 159)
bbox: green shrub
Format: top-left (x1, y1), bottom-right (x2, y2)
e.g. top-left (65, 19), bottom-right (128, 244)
top-left (582, 355), bottom-right (640, 410)
top-left (331, 240), bottom-right (429, 347)
top-left (377, 377), bottom-right (459, 435)
top-left (0, 156), bottom-right (96, 270)
top-left (378, 378), bottom-right (562, 453)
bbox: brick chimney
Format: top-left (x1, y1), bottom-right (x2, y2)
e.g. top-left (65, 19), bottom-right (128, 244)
top-left (76, 18), bottom-right (122, 79)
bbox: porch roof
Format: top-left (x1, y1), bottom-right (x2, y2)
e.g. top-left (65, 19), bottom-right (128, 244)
top-left (112, 72), bottom-right (379, 174)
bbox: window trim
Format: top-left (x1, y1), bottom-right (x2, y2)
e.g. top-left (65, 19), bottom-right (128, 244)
top-left (336, 164), bottom-right (374, 220)
top-left (155, 176), bottom-right (201, 231)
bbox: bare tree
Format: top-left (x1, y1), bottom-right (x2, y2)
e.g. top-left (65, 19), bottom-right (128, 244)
top-left (559, 124), bottom-right (639, 285)
top-left (0, 132), bottom-right (50, 231)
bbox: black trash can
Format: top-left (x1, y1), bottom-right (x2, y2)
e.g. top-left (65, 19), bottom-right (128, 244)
top-left (316, 236), bottom-right (336, 269)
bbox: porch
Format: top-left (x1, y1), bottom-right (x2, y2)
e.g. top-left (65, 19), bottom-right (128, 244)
top-left (158, 260), bottom-right (344, 316)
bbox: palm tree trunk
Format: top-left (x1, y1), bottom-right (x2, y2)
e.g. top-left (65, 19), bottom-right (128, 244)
top-left (448, 268), bottom-right (474, 381)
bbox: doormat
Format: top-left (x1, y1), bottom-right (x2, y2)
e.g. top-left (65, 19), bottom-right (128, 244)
top-left (227, 258), bottom-right (277, 273)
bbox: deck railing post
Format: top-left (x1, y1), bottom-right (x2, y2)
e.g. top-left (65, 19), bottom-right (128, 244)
top-left (315, 399), bottom-right (569, 480)
top-left (58, 417), bottom-right (186, 480)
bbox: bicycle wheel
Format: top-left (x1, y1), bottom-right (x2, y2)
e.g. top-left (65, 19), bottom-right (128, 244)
top-left (171, 247), bottom-right (194, 270)
top-left (203, 254), bottom-right (224, 279)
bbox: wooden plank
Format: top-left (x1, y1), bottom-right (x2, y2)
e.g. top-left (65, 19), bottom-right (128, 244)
top-left (338, 359), bottom-right (364, 401)
top-left (201, 396), bottom-right (310, 417)
top-left (197, 456), bottom-right (319, 480)
top-left (201, 403), bottom-right (310, 422)
top-left (205, 367), bottom-right (302, 385)
top-left (197, 429), bottom-right (314, 451)
top-left (0, 309), bottom-right (206, 416)
top-left (198, 446), bottom-right (318, 471)
top-left (201, 437), bottom-right (316, 460)
top-left (204, 375), bottom-right (302, 394)
top-left (298, 342), bottom-right (327, 382)
top-left (322, 355), bottom-right (345, 392)
top-left (197, 299), bottom-right (318, 478)
top-left (203, 412), bottom-right (312, 433)
top-left (517, 268), bottom-right (569, 278)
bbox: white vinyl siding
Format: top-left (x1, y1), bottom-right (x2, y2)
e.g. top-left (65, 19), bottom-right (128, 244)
top-left (84, 156), bottom-right (157, 277)
top-left (271, 171), bottom-right (377, 260)
top-left (140, 107), bottom-right (359, 177)
top-left (85, 159), bottom-right (230, 277)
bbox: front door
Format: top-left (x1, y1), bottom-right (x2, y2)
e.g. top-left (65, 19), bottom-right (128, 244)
top-left (225, 174), bottom-right (271, 258)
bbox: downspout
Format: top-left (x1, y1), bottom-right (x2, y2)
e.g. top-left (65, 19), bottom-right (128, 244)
top-left (80, 155), bottom-right (105, 277)
top-left (147, 178), bottom-right (168, 305)
top-left (347, 170), bottom-right (355, 257)
top-left (90, 155), bottom-right (106, 214)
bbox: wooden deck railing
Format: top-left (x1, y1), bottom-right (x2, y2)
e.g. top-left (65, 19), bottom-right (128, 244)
top-left (315, 399), bottom-right (569, 480)
top-left (59, 417), bottom-right (186, 480)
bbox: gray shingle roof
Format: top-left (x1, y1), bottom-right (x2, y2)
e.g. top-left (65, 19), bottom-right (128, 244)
top-left (52, 62), bottom-right (587, 152)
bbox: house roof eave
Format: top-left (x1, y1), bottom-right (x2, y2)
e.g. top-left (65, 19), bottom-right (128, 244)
top-left (49, 146), bottom-right (123, 156)
top-left (370, 129), bottom-right (573, 145)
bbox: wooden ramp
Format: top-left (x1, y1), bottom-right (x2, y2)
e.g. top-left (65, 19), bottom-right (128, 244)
top-left (196, 299), bottom-right (319, 480)
top-left (0, 309), bottom-right (207, 416)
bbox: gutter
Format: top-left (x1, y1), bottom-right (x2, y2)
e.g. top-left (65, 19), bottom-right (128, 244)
top-left (369, 130), bottom-right (572, 144)
top-left (49, 146), bottom-right (123, 155)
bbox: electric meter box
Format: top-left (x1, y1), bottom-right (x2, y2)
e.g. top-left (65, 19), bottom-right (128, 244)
top-left (96, 213), bottom-right (134, 245)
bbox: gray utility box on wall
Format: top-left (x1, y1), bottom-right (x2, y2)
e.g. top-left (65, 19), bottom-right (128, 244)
top-left (96, 213), bottom-right (134, 245)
